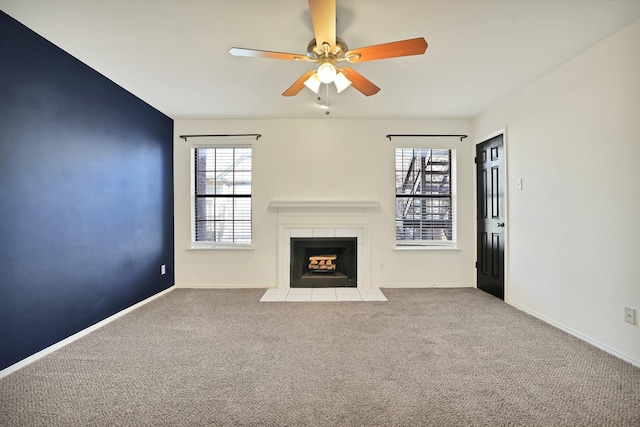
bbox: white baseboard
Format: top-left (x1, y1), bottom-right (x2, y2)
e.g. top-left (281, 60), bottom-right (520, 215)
top-left (0, 286), bottom-right (175, 379)
top-left (378, 283), bottom-right (475, 289)
top-left (509, 301), bottom-right (640, 368)
top-left (174, 284), bottom-right (270, 289)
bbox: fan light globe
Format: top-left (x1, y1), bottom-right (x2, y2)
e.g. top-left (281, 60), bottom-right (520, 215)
top-left (303, 72), bottom-right (322, 94)
top-left (334, 71), bottom-right (352, 93)
top-left (317, 62), bottom-right (337, 84)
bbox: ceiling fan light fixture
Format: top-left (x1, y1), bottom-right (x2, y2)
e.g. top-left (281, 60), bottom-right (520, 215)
top-left (317, 62), bottom-right (337, 84)
top-left (303, 72), bottom-right (322, 93)
top-left (334, 70), bottom-right (352, 93)
top-left (229, 0), bottom-right (428, 98)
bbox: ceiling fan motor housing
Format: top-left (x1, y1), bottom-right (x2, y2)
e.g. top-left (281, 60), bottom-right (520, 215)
top-left (307, 37), bottom-right (348, 61)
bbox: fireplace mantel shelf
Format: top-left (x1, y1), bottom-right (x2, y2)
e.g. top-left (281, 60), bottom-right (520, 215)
top-left (270, 200), bottom-right (379, 209)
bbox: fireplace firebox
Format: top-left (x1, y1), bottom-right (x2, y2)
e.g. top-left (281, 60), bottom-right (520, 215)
top-left (290, 237), bottom-right (357, 288)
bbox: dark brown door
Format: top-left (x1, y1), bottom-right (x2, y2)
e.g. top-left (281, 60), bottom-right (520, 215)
top-left (476, 135), bottom-right (505, 300)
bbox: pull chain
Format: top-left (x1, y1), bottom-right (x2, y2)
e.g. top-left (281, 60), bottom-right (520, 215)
top-left (325, 84), bottom-right (330, 115)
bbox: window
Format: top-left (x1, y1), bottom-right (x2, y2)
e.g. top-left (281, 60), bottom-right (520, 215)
top-left (395, 148), bottom-right (455, 246)
top-left (193, 146), bottom-right (252, 246)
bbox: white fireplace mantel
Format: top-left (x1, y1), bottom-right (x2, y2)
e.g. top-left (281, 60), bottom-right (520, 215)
top-left (269, 200), bottom-right (379, 210)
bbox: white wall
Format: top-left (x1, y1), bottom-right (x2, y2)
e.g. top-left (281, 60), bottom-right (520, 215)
top-left (473, 19), bottom-right (640, 365)
top-left (174, 118), bottom-right (475, 289)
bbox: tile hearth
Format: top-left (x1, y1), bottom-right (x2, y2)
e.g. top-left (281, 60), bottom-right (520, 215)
top-left (260, 287), bottom-right (387, 302)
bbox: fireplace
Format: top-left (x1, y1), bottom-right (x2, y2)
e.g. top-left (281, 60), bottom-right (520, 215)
top-left (290, 237), bottom-right (357, 288)
top-left (270, 199), bottom-right (379, 289)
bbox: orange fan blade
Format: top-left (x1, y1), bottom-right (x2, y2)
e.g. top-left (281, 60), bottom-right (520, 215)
top-left (340, 67), bottom-right (380, 96)
top-left (229, 47), bottom-right (308, 61)
top-left (308, 0), bottom-right (336, 51)
top-left (345, 37), bottom-right (428, 63)
top-left (282, 69), bottom-right (317, 97)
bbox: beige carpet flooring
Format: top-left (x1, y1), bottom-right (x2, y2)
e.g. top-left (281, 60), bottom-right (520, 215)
top-left (1, 288), bottom-right (638, 426)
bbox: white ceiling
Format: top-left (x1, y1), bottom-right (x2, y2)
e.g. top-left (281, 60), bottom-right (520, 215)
top-left (2, 0), bottom-right (640, 119)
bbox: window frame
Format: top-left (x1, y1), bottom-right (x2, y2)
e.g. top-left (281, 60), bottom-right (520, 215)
top-left (190, 144), bottom-right (253, 249)
top-left (394, 147), bottom-right (457, 249)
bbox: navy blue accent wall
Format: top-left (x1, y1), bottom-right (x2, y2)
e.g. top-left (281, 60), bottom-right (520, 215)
top-left (0, 11), bottom-right (174, 371)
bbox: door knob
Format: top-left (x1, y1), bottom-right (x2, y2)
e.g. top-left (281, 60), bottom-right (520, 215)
top-left (497, 222), bottom-right (505, 228)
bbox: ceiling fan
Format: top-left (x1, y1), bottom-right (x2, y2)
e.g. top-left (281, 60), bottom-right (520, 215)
top-left (228, 0), bottom-right (428, 97)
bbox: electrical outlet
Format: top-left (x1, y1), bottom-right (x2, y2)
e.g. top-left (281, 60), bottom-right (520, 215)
top-left (161, 264), bottom-right (166, 275)
top-left (624, 307), bottom-right (636, 325)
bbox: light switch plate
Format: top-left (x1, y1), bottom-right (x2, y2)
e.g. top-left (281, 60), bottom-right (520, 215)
top-left (625, 307), bottom-right (636, 325)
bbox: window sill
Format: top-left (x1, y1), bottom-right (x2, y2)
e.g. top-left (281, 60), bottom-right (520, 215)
top-left (187, 244), bottom-right (254, 251)
top-left (394, 245), bottom-right (460, 253)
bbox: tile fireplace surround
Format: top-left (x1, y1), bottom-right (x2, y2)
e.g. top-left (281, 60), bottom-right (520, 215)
top-left (269, 200), bottom-right (380, 290)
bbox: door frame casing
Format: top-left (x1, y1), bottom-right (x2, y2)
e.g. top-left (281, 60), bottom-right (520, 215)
top-left (474, 128), bottom-right (510, 302)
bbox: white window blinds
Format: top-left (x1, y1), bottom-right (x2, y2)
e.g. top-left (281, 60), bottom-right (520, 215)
top-left (395, 148), bottom-right (454, 243)
top-left (194, 146), bottom-right (252, 244)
